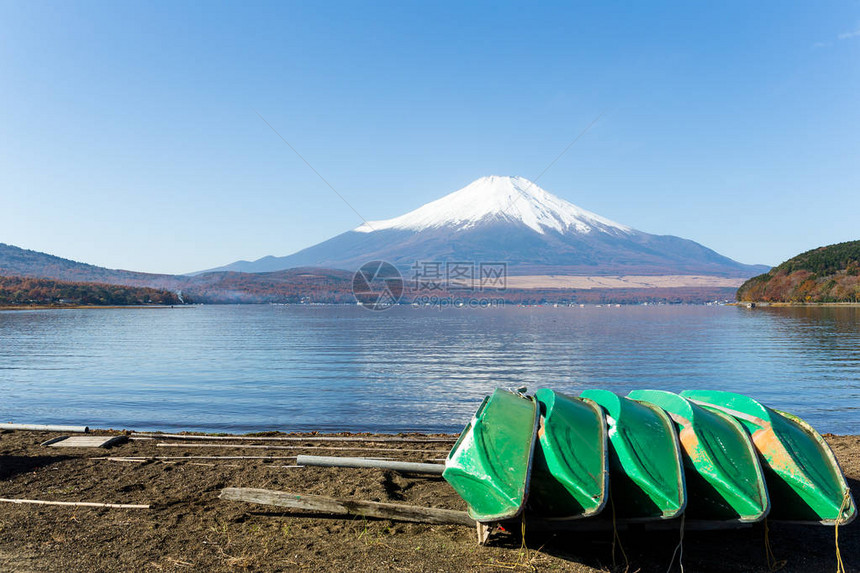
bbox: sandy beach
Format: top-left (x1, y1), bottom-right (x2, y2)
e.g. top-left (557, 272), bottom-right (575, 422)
top-left (0, 429), bottom-right (857, 572)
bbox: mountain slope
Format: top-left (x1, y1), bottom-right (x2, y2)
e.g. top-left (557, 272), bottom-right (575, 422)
top-left (205, 176), bottom-right (768, 277)
top-left (737, 240), bottom-right (860, 302)
top-left (0, 243), bottom-right (179, 288)
top-left (0, 243), bottom-right (354, 303)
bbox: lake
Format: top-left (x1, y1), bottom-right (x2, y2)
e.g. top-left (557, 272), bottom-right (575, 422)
top-left (0, 305), bottom-right (858, 434)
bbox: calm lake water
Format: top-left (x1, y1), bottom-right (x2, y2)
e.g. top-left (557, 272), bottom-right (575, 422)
top-left (0, 305), bottom-right (858, 434)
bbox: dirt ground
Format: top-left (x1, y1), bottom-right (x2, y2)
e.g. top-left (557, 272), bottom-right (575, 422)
top-left (0, 430), bottom-right (857, 573)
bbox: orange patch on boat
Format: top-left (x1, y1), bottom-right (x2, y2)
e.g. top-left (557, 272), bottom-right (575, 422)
top-left (679, 426), bottom-right (698, 455)
top-left (753, 427), bottom-right (791, 470)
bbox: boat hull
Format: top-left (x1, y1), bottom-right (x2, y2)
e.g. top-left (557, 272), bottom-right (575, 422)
top-left (581, 389), bottom-right (685, 520)
top-left (529, 389), bottom-right (608, 519)
top-left (629, 390), bottom-right (770, 523)
top-left (443, 389), bottom-right (539, 522)
top-left (682, 390), bottom-right (856, 525)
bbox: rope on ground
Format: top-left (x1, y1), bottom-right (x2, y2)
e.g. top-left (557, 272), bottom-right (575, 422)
top-left (610, 489), bottom-right (629, 573)
top-left (482, 513), bottom-right (536, 571)
top-left (519, 512), bottom-right (534, 571)
top-left (835, 488), bottom-right (851, 573)
top-left (666, 512), bottom-right (685, 573)
top-left (763, 518), bottom-right (786, 571)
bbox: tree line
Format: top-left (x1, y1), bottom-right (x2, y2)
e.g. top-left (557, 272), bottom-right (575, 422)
top-left (777, 240), bottom-right (860, 276)
top-left (0, 276), bottom-right (184, 306)
top-left (738, 240), bottom-right (860, 302)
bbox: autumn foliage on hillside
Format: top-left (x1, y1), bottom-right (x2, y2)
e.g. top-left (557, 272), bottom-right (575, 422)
top-left (0, 276), bottom-right (183, 306)
top-left (737, 240), bottom-right (860, 302)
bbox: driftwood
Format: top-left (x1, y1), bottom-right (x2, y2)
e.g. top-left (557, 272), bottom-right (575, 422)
top-left (296, 455), bottom-right (444, 475)
top-left (133, 432), bottom-right (454, 443)
top-left (220, 487), bottom-right (474, 526)
top-left (156, 443), bottom-right (447, 454)
top-left (0, 497), bottom-right (149, 509)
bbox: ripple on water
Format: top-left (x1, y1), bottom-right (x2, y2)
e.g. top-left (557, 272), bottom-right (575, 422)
top-left (0, 305), bottom-right (858, 433)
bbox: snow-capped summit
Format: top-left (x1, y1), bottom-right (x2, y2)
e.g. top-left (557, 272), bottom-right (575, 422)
top-left (355, 175), bottom-right (631, 235)
top-left (200, 176), bottom-right (768, 278)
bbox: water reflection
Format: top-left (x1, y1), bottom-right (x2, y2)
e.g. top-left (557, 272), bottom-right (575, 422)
top-left (0, 305), bottom-right (857, 433)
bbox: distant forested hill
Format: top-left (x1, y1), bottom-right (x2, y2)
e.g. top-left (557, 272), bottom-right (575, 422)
top-left (0, 243), bottom-right (179, 288)
top-left (0, 276), bottom-right (183, 306)
top-left (0, 243), bottom-right (356, 303)
top-left (737, 241), bottom-right (860, 302)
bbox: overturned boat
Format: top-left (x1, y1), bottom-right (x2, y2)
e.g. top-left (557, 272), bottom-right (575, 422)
top-left (581, 389), bottom-right (686, 520)
top-left (682, 389), bottom-right (856, 525)
top-left (442, 388), bottom-right (538, 522)
top-left (629, 389), bottom-right (770, 523)
top-left (528, 389), bottom-right (608, 519)
top-left (444, 388), bottom-right (852, 531)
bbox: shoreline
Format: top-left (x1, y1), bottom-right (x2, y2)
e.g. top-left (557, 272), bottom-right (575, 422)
top-left (1, 428), bottom-right (857, 572)
top-left (726, 300), bottom-right (860, 308)
top-left (730, 301), bottom-right (860, 307)
top-left (0, 304), bottom-right (191, 311)
top-left (5, 301), bottom-right (860, 314)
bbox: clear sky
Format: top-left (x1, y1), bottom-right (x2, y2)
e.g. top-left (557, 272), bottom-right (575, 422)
top-left (1, 1), bottom-right (858, 274)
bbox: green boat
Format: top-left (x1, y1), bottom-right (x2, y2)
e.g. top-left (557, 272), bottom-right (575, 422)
top-left (629, 390), bottom-right (770, 522)
top-left (528, 389), bottom-right (608, 519)
top-left (581, 389), bottom-right (685, 520)
top-left (682, 390), bottom-right (857, 525)
top-left (443, 389), bottom-right (539, 522)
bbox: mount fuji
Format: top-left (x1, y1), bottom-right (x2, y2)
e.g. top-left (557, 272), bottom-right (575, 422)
top-left (204, 176), bottom-right (767, 278)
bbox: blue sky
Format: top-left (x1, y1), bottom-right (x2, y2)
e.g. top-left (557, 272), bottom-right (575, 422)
top-left (1, 1), bottom-right (858, 274)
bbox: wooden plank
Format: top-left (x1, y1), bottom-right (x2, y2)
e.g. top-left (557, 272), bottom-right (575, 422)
top-left (0, 498), bottom-right (149, 509)
top-left (220, 487), bottom-right (474, 526)
top-left (476, 522), bottom-right (492, 545)
top-left (156, 443), bottom-right (447, 454)
top-left (296, 455), bottom-right (444, 475)
top-left (132, 433), bottom-right (454, 443)
top-left (46, 435), bottom-right (127, 448)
